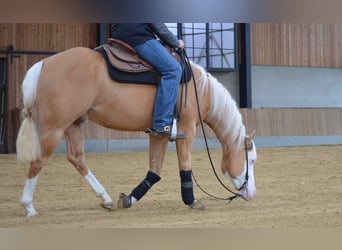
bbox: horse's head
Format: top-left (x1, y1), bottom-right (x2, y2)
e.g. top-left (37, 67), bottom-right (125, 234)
top-left (221, 130), bottom-right (257, 201)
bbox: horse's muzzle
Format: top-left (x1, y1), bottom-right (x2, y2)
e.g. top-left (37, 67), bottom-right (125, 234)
top-left (239, 182), bottom-right (256, 201)
top-left (241, 189), bottom-right (256, 201)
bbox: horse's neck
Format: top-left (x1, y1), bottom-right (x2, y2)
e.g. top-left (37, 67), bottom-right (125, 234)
top-left (203, 74), bottom-right (246, 155)
top-left (207, 112), bottom-right (246, 174)
top-left (191, 63), bottom-right (246, 176)
top-left (209, 118), bottom-right (245, 156)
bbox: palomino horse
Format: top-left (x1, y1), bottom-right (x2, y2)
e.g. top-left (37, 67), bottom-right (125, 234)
top-left (16, 46), bottom-right (257, 217)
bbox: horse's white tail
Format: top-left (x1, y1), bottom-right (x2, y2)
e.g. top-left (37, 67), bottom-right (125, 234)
top-left (16, 61), bottom-right (43, 164)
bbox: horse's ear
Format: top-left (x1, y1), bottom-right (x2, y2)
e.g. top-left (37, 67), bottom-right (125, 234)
top-left (246, 129), bottom-right (256, 149)
top-left (249, 129), bottom-right (256, 140)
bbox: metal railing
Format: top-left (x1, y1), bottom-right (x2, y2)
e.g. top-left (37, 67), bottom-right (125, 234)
top-left (0, 45), bottom-right (57, 153)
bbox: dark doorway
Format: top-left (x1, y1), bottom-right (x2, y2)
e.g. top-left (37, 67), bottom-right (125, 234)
top-left (0, 57), bottom-right (8, 153)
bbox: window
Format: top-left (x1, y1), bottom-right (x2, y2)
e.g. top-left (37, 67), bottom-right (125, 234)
top-left (166, 23), bottom-right (237, 71)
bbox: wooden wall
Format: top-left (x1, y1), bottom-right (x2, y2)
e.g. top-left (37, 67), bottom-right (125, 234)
top-left (0, 24), bottom-right (98, 152)
top-left (240, 108), bottom-right (342, 136)
top-left (79, 108), bottom-right (342, 140)
top-left (1, 23), bottom-right (98, 106)
top-left (0, 24), bottom-right (98, 51)
top-left (251, 23), bottom-right (342, 68)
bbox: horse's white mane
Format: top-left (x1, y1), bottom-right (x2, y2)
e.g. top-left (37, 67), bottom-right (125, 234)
top-left (192, 63), bottom-right (245, 151)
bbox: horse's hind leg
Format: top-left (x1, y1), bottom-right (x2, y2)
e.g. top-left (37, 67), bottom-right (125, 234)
top-left (21, 129), bottom-right (64, 217)
top-left (22, 161), bottom-right (42, 217)
top-left (64, 119), bottom-right (114, 210)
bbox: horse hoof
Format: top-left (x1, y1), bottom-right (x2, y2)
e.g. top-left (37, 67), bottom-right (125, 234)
top-left (117, 193), bottom-right (132, 209)
top-left (189, 200), bottom-right (205, 210)
top-left (22, 203), bottom-right (39, 217)
top-left (100, 201), bottom-right (116, 211)
top-left (26, 211), bottom-right (39, 217)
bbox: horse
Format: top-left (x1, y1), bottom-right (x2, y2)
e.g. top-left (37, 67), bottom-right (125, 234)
top-left (16, 46), bottom-right (257, 217)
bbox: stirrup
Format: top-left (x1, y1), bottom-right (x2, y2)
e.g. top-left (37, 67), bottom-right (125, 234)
top-left (145, 128), bottom-right (187, 141)
top-left (145, 120), bottom-right (187, 141)
top-left (170, 117), bottom-right (178, 141)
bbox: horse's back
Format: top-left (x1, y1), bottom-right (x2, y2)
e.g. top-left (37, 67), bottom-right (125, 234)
top-left (41, 46), bottom-right (107, 90)
top-left (44, 47), bottom-right (103, 73)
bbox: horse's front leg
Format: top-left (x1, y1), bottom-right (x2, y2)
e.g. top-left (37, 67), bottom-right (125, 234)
top-left (117, 136), bottom-right (168, 209)
top-left (176, 132), bottom-right (206, 210)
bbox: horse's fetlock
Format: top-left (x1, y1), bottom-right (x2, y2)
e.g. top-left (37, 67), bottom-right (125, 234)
top-left (21, 199), bottom-right (31, 207)
top-left (21, 108), bottom-right (33, 119)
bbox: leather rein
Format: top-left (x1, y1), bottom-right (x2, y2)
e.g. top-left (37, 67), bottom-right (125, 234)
top-left (179, 49), bottom-right (250, 203)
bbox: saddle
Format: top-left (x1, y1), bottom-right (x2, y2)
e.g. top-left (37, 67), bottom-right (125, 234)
top-left (104, 38), bottom-right (156, 73)
top-left (94, 38), bottom-right (191, 85)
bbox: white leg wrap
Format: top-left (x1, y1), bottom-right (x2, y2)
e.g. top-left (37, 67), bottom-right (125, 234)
top-left (21, 176), bottom-right (39, 217)
top-left (85, 170), bottom-right (112, 203)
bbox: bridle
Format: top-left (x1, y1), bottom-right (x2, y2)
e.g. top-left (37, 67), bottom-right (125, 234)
top-left (179, 49), bottom-right (251, 203)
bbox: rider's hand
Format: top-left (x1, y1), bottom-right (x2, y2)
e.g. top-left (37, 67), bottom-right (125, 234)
top-left (178, 40), bottom-right (185, 50)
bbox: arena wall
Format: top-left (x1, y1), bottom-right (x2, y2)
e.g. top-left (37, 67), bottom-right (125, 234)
top-left (1, 23), bottom-right (342, 153)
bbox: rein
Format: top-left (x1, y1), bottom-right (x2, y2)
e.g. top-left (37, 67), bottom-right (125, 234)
top-left (180, 49), bottom-right (249, 203)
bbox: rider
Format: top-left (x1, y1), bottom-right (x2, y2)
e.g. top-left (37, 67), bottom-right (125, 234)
top-left (111, 23), bottom-right (186, 139)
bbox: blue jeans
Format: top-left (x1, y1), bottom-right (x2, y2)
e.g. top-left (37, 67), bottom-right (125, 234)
top-left (134, 39), bottom-right (182, 130)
